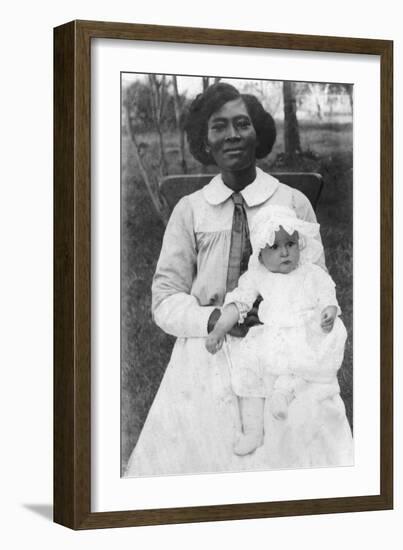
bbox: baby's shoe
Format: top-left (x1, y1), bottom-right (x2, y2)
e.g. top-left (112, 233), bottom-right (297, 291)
top-left (234, 397), bottom-right (264, 455)
top-left (233, 432), bottom-right (263, 456)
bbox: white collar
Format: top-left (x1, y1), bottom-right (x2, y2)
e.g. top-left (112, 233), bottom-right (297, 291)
top-left (202, 167), bottom-right (280, 207)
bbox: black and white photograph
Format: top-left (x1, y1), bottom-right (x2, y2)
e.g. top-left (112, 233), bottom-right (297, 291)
top-left (121, 73), bottom-right (354, 478)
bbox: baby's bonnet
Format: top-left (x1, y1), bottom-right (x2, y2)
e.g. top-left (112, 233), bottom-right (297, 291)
top-left (249, 205), bottom-right (324, 268)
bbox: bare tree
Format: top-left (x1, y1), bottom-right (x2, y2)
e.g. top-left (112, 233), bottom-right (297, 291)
top-left (283, 81), bottom-right (301, 162)
top-left (202, 76), bottom-right (210, 92)
top-left (308, 82), bottom-right (330, 121)
top-left (172, 76), bottom-right (188, 174)
top-left (124, 97), bottom-right (170, 225)
top-left (202, 76), bottom-right (221, 92)
top-left (345, 84), bottom-right (353, 113)
top-left (148, 74), bottom-right (168, 176)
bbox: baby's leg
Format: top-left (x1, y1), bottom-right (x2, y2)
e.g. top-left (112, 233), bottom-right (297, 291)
top-left (269, 375), bottom-right (296, 420)
top-left (234, 397), bottom-right (264, 456)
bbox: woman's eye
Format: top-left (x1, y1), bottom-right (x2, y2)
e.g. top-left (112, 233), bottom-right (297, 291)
top-left (270, 244), bottom-right (278, 250)
top-left (211, 124), bottom-right (225, 132)
top-left (287, 241), bottom-right (295, 247)
top-left (236, 120), bottom-right (251, 129)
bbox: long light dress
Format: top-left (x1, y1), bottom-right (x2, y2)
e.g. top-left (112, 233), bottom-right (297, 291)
top-left (125, 168), bottom-right (353, 477)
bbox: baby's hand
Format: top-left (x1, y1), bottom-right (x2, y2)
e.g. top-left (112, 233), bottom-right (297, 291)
top-left (320, 306), bottom-right (338, 333)
top-left (205, 333), bottom-right (224, 354)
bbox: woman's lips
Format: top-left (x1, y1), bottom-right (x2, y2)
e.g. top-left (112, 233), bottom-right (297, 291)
top-left (224, 148), bottom-right (244, 154)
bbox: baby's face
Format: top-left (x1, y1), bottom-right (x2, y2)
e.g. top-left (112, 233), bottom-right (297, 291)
top-left (259, 226), bottom-right (300, 274)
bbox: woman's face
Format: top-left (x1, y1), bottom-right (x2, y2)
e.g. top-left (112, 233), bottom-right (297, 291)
top-left (206, 98), bottom-right (257, 171)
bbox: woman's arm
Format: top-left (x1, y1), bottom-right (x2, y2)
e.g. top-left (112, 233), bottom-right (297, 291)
top-left (152, 197), bottom-right (216, 338)
top-left (206, 269), bottom-right (260, 352)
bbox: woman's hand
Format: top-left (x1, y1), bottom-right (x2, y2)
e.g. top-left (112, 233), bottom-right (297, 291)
top-left (243, 303), bottom-right (263, 328)
top-left (320, 305), bottom-right (338, 333)
top-left (229, 298), bottom-right (263, 337)
top-left (205, 333), bottom-right (224, 354)
top-left (207, 298), bottom-right (263, 338)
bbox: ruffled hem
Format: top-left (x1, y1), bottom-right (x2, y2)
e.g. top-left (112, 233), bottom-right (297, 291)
top-left (227, 317), bottom-right (347, 397)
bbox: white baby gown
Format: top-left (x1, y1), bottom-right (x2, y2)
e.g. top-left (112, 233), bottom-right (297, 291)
top-left (224, 261), bottom-right (348, 398)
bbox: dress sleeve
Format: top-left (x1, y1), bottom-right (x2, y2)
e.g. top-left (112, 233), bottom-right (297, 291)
top-left (152, 197), bottom-right (216, 338)
top-left (310, 265), bottom-right (342, 314)
top-left (292, 188), bottom-right (327, 272)
top-left (223, 269), bottom-right (260, 323)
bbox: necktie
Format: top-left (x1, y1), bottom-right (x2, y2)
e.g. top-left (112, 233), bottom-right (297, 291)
top-left (226, 193), bottom-right (253, 292)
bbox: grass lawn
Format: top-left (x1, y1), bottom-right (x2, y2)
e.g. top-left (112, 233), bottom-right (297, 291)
top-left (121, 120), bottom-right (353, 472)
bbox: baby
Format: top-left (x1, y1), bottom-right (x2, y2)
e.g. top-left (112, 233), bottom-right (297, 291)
top-left (205, 205), bottom-right (347, 456)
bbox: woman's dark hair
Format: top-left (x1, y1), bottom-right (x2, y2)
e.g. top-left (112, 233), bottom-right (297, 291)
top-left (185, 82), bottom-right (276, 166)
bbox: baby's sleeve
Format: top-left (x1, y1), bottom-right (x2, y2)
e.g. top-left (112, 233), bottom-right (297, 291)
top-left (223, 270), bottom-right (260, 323)
top-left (311, 265), bottom-right (342, 314)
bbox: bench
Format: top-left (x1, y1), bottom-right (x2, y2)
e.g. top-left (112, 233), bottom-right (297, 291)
top-left (160, 172), bottom-right (324, 213)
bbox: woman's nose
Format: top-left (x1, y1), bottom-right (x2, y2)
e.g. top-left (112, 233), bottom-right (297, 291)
top-left (226, 123), bottom-right (240, 140)
top-left (280, 246), bottom-right (289, 257)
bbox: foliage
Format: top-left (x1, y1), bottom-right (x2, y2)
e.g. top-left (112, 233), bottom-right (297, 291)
top-left (124, 78), bottom-right (189, 133)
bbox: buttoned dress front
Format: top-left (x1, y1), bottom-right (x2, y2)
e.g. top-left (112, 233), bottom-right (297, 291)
top-left (126, 168), bottom-right (353, 476)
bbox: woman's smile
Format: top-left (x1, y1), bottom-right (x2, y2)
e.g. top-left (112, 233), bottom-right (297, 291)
top-left (224, 147), bottom-right (244, 153)
top-left (223, 148), bottom-right (245, 158)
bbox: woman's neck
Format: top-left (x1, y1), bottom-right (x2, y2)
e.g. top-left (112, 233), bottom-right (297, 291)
top-left (221, 165), bottom-right (257, 191)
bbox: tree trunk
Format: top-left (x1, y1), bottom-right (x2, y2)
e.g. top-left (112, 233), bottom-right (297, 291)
top-left (148, 75), bottom-right (168, 176)
top-left (124, 103), bottom-right (170, 225)
top-left (346, 85), bottom-right (353, 114)
top-left (309, 83), bottom-right (324, 121)
top-left (202, 76), bottom-right (210, 92)
top-left (283, 81), bottom-right (301, 162)
top-left (172, 76), bottom-right (188, 174)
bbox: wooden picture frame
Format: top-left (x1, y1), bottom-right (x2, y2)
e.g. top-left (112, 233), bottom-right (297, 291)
top-left (54, 20), bottom-right (393, 529)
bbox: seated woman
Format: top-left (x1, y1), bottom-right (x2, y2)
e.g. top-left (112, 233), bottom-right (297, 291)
top-left (126, 82), bottom-right (353, 477)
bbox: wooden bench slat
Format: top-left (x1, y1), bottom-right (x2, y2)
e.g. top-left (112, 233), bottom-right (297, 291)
top-left (160, 172), bottom-right (324, 213)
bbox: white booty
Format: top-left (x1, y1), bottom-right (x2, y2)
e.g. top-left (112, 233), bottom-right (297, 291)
top-left (233, 432), bottom-right (263, 455)
top-left (233, 397), bottom-right (264, 455)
